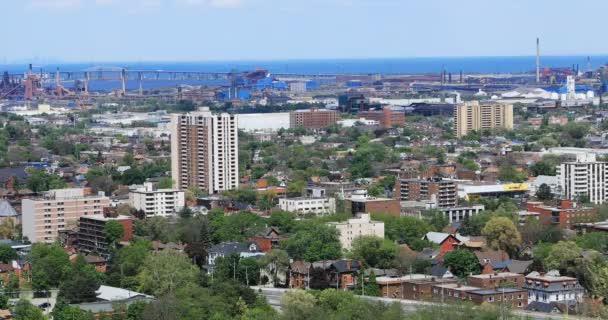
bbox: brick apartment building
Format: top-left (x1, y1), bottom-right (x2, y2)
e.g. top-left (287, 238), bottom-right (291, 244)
top-left (467, 272), bottom-right (525, 289)
top-left (22, 188), bottom-right (110, 243)
top-left (76, 214), bottom-right (133, 256)
top-left (376, 275), bottom-right (457, 300)
top-left (358, 107), bottom-right (405, 128)
top-left (526, 199), bottom-right (597, 229)
top-left (395, 178), bottom-right (457, 208)
top-left (344, 191), bottom-right (400, 216)
top-left (289, 108), bottom-right (339, 129)
top-left (432, 283), bottom-right (527, 308)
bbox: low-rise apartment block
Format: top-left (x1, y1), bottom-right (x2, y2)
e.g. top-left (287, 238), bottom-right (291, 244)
top-left (129, 182), bottom-right (185, 217)
top-left (328, 213), bottom-right (384, 251)
top-left (289, 108), bottom-right (339, 129)
top-left (77, 214), bottom-right (133, 256)
top-left (278, 197), bottom-right (336, 216)
top-left (526, 200), bottom-right (597, 229)
top-left (467, 272), bottom-right (525, 289)
top-left (440, 205), bottom-right (485, 223)
top-left (395, 178), bottom-right (457, 208)
top-left (357, 107), bottom-right (405, 128)
top-left (376, 275), bottom-right (457, 300)
top-left (22, 188), bottom-right (110, 243)
top-left (344, 190), bottom-right (400, 216)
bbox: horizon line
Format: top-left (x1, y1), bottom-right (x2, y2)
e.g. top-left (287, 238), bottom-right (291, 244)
top-left (2, 53), bottom-right (608, 66)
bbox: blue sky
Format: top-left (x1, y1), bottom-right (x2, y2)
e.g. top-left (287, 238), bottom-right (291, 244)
top-left (0, 0), bottom-right (606, 62)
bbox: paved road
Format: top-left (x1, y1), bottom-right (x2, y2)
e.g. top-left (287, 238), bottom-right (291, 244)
top-left (253, 287), bottom-right (592, 320)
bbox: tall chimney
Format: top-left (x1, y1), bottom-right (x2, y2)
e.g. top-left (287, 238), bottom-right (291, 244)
top-left (536, 38), bottom-right (540, 84)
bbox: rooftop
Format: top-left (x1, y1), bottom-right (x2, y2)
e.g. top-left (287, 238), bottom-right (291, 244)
top-left (468, 272), bottom-right (521, 279)
top-left (96, 285), bottom-right (153, 301)
top-left (469, 288), bottom-right (525, 295)
top-left (81, 214), bottom-right (132, 222)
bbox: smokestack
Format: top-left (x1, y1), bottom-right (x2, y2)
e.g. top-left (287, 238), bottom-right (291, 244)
top-left (448, 72), bottom-right (452, 83)
top-left (536, 38), bottom-right (540, 84)
top-left (460, 70), bottom-right (463, 83)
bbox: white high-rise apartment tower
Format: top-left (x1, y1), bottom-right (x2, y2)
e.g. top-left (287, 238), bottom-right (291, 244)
top-left (557, 153), bottom-right (608, 204)
top-left (171, 108), bottom-right (239, 194)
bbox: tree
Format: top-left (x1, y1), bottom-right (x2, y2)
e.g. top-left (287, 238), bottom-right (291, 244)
top-left (281, 290), bottom-right (317, 320)
top-left (267, 210), bottom-right (296, 233)
top-left (481, 216), bottom-right (521, 254)
top-left (259, 249), bottom-right (290, 287)
top-left (212, 211), bottom-right (265, 243)
top-left (371, 213), bottom-right (432, 250)
top-left (0, 244), bottom-right (17, 263)
top-left (88, 175), bottom-right (117, 195)
top-left (536, 183), bottom-right (553, 200)
top-left (52, 303), bottom-right (95, 320)
top-left (104, 220), bottom-right (124, 247)
top-left (13, 299), bottom-right (46, 320)
top-left (136, 250), bottom-right (198, 296)
top-left (25, 168), bottom-right (66, 192)
top-left (214, 253), bottom-right (260, 286)
top-left (497, 164), bottom-right (527, 183)
top-left (106, 239), bottom-right (151, 289)
top-left (442, 250), bottom-right (479, 277)
top-left (58, 255), bottom-right (102, 304)
top-left (283, 223), bottom-right (342, 262)
top-left (543, 241), bottom-right (583, 275)
top-left (157, 177), bottom-right (174, 189)
top-left (29, 243), bottom-right (70, 292)
top-left (575, 232), bottom-right (608, 252)
top-left (286, 180), bottom-right (305, 197)
top-left (422, 209), bottom-right (449, 232)
top-left (6, 272), bottom-right (19, 296)
top-left (349, 236), bottom-right (397, 269)
top-left (179, 216), bottom-right (211, 267)
top-left (229, 187), bottom-right (258, 205)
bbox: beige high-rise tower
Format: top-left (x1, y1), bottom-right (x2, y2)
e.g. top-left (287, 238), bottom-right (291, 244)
top-left (170, 108), bottom-right (239, 194)
top-left (453, 101), bottom-right (513, 138)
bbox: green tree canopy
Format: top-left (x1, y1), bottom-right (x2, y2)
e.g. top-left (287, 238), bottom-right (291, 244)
top-left (0, 244), bottom-right (18, 263)
top-left (283, 223), bottom-right (342, 262)
top-left (349, 235), bottom-right (397, 269)
top-left (442, 250), bottom-right (480, 278)
top-left (58, 256), bottom-right (102, 304)
top-left (481, 216), bottom-right (521, 254)
top-left (137, 250), bottom-right (198, 296)
top-left (104, 220), bottom-right (124, 246)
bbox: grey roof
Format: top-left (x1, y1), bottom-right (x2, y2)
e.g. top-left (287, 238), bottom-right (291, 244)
top-left (96, 285), bottom-right (153, 301)
top-left (0, 167), bottom-right (27, 182)
top-left (507, 260), bottom-right (533, 274)
top-left (469, 288), bottom-right (524, 295)
top-left (430, 264), bottom-right (450, 278)
top-left (0, 201), bottom-right (17, 217)
top-left (209, 241), bottom-right (258, 255)
top-left (424, 232), bottom-right (469, 244)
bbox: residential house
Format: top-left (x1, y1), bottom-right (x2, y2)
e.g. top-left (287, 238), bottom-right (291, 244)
top-left (249, 227), bottom-right (288, 252)
top-left (523, 271), bottom-right (584, 310)
top-left (206, 241), bottom-right (264, 272)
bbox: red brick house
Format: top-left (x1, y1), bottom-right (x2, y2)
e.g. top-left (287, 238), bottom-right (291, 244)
top-left (250, 227), bottom-right (288, 252)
